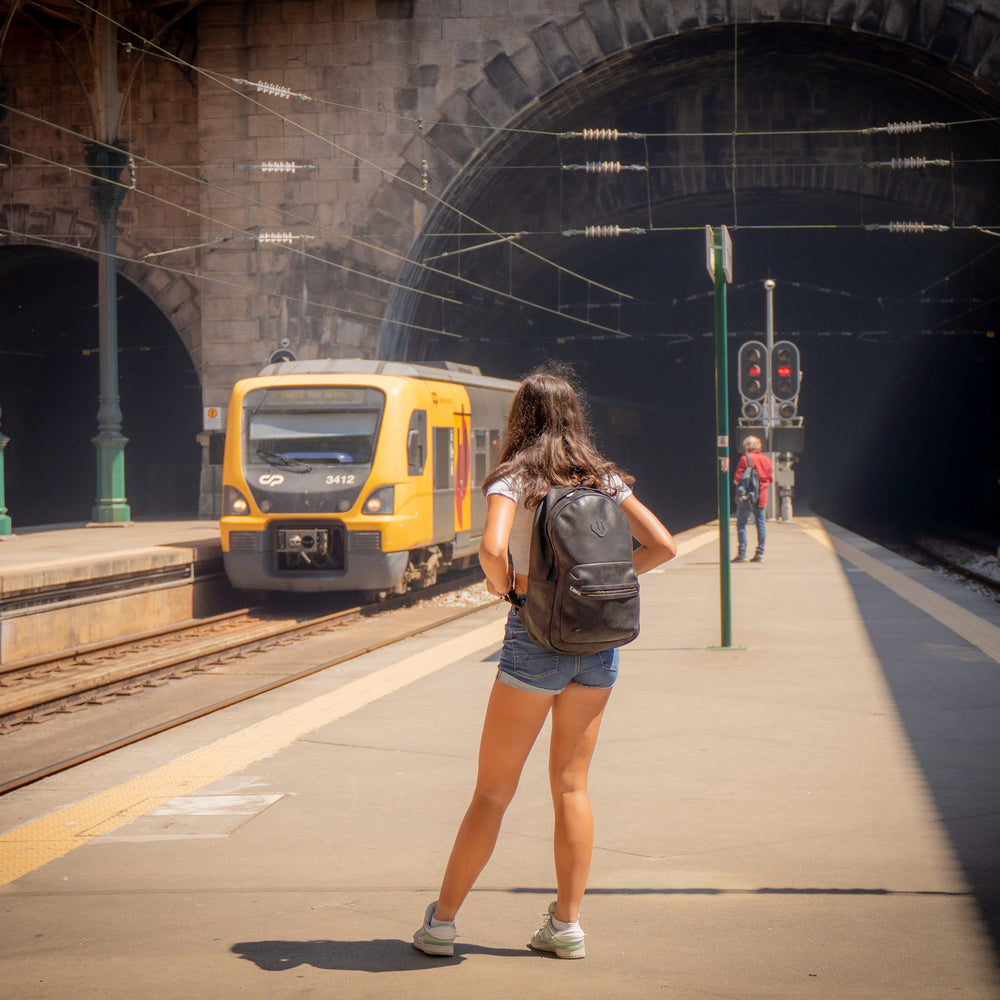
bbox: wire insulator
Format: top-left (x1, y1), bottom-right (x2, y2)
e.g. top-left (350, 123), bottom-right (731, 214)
top-left (864, 222), bottom-right (950, 234)
top-left (261, 161), bottom-right (298, 173)
top-left (560, 129), bottom-right (645, 140)
top-left (254, 81), bottom-right (292, 99)
top-left (866, 157), bottom-right (953, 169)
top-left (861, 120), bottom-right (945, 135)
top-left (573, 225), bottom-right (646, 237)
top-left (258, 231), bottom-right (295, 244)
top-left (563, 162), bottom-right (648, 173)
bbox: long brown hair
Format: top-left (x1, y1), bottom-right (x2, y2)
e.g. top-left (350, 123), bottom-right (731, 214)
top-left (483, 364), bottom-right (634, 509)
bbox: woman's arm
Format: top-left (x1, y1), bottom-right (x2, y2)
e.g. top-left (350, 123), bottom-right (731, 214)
top-left (620, 494), bottom-right (677, 574)
top-left (478, 493), bottom-right (517, 596)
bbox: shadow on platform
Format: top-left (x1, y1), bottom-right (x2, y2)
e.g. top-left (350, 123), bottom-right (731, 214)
top-left (841, 561), bottom-right (1000, 964)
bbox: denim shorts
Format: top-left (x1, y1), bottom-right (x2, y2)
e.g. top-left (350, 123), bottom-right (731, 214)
top-left (496, 603), bottom-right (619, 694)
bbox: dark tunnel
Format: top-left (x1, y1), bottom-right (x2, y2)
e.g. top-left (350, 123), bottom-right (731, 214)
top-left (385, 23), bottom-right (1000, 538)
top-left (0, 245), bottom-right (202, 525)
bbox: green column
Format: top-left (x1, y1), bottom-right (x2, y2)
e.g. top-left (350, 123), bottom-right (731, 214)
top-left (0, 403), bottom-right (11, 535)
top-left (86, 142), bottom-right (132, 524)
top-left (708, 226), bottom-right (740, 650)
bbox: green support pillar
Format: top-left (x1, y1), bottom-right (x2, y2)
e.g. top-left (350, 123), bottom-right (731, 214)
top-left (0, 403), bottom-right (12, 535)
top-left (86, 141), bottom-right (132, 524)
top-left (707, 226), bottom-right (742, 650)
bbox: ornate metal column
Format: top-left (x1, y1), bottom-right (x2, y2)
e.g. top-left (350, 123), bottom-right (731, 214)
top-left (86, 139), bottom-right (132, 523)
top-left (0, 402), bottom-right (11, 535)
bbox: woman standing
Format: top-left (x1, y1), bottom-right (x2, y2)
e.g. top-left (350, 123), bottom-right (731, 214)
top-left (413, 366), bottom-right (676, 959)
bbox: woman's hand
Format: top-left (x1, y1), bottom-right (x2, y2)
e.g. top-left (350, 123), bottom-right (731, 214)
top-left (483, 567), bottom-right (514, 598)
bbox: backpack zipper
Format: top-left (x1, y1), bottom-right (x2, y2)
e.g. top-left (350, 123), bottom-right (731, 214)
top-left (569, 584), bottom-right (638, 599)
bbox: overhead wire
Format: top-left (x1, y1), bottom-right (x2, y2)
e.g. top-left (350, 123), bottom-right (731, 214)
top-left (4, 0), bottom-right (997, 344)
top-left (0, 221), bottom-right (462, 340)
top-left (78, 0), bottom-right (639, 311)
top-left (0, 109), bottom-right (636, 342)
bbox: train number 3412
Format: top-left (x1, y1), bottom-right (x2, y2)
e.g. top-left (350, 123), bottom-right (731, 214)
top-left (325, 474), bottom-right (356, 485)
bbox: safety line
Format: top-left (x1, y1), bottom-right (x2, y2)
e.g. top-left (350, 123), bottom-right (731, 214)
top-left (675, 529), bottom-right (719, 558)
top-left (0, 617), bottom-right (505, 888)
top-left (800, 521), bottom-right (1000, 664)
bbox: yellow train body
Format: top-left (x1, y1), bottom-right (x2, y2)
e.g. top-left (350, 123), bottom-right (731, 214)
top-left (220, 360), bottom-right (517, 593)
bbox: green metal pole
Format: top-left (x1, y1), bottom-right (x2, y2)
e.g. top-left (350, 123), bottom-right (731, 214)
top-left (712, 227), bottom-right (734, 648)
top-left (87, 144), bottom-right (132, 524)
top-left (0, 403), bottom-right (12, 535)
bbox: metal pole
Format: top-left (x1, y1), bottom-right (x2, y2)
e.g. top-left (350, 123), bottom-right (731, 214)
top-left (87, 2), bottom-right (131, 524)
top-left (90, 207), bottom-right (131, 523)
top-left (764, 279), bottom-right (777, 522)
top-left (713, 228), bottom-right (734, 649)
top-left (0, 403), bottom-right (12, 535)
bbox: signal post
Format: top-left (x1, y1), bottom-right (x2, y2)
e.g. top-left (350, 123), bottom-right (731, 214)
top-left (735, 281), bottom-right (804, 522)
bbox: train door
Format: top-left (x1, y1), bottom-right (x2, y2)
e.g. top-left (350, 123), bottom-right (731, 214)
top-left (452, 404), bottom-right (473, 553)
top-left (469, 425), bottom-right (501, 543)
top-left (432, 424), bottom-right (453, 541)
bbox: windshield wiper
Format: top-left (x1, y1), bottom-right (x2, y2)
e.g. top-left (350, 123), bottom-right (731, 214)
top-left (255, 449), bottom-right (313, 473)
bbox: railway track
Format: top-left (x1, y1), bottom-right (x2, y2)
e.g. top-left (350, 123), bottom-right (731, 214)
top-left (0, 604), bottom-right (352, 725)
top-left (904, 528), bottom-right (1000, 598)
top-left (0, 572), bottom-right (494, 795)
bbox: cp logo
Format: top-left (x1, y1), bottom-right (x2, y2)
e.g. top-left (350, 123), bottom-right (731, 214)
top-left (258, 474), bottom-right (285, 487)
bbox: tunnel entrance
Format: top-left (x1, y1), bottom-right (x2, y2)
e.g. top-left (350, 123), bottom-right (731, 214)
top-left (384, 23), bottom-right (1000, 534)
top-left (0, 245), bottom-right (202, 526)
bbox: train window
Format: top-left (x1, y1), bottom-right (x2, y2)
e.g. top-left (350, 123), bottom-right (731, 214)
top-left (433, 427), bottom-right (453, 489)
top-left (407, 410), bottom-right (427, 475)
top-left (473, 429), bottom-right (488, 486)
top-left (243, 385), bottom-right (385, 466)
top-left (488, 430), bottom-right (502, 470)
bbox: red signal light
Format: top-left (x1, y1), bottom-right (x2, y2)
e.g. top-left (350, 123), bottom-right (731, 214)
top-left (777, 365), bottom-right (791, 378)
top-left (748, 365), bottom-right (761, 377)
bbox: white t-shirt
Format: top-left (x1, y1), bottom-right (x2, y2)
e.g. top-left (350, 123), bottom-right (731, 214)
top-left (486, 475), bottom-right (633, 575)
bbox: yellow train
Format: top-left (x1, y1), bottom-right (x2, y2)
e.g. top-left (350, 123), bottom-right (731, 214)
top-left (220, 359), bottom-right (518, 594)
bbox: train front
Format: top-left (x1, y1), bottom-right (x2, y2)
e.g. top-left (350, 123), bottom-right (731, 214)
top-left (220, 375), bottom-right (409, 593)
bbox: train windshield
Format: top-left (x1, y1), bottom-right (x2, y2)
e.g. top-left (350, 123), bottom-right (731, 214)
top-left (243, 386), bottom-right (385, 467)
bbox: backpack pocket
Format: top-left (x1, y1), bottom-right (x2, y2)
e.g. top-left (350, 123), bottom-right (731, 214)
top-left (558, 562), bottom-right (640, 649)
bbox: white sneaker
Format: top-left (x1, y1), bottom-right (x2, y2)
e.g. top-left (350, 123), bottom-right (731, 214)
top-left (529, 902), bottom-right (585, 959)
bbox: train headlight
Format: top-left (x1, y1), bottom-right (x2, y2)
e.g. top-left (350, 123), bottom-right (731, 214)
top-left (224, 486), bottom-right (251, 515)
top-left (362, 485), bottom-right (394, 515)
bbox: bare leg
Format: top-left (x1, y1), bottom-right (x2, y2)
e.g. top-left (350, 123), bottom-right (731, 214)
top-left (548, 682), bottom-right (612, 924)
top-left (432, 680), bottom-right (553, 923)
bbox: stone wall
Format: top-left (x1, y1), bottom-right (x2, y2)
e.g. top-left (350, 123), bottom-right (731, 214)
top-left (2, 0), bottom-right (999, 516)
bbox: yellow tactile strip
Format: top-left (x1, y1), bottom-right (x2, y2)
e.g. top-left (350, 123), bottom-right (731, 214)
top-left (801, 520), bottom-right (1000, 664)
top-left (0, 617), bottom-right (505, 888)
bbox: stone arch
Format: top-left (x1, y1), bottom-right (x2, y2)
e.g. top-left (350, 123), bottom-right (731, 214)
top-left (341, 0), bottom-right (1000, 354)
top-left (0, 206), bottom-right (205, 522)
top-left (0, 203), bottom-right (201, 371)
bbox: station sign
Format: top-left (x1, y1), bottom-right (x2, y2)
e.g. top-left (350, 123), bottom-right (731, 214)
top-left (203, 406), bottom-right (225, 431)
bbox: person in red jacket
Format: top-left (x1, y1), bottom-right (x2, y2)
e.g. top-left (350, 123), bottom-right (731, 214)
top-left (732, 436), bottom-right (774, 563)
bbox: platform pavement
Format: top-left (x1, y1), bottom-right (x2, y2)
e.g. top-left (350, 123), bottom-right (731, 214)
top-left (0, 517), bottom-right (220, 569)
top-left (0, 517), bottom-right (998, 999)
top-left (0, 518), bottom-right (225, 663)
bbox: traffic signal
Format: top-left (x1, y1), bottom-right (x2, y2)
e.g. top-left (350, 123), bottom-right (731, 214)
top-left (771, 340), bottom-right (801, 418)
top-left (737, 340), bottom-right (768, 420)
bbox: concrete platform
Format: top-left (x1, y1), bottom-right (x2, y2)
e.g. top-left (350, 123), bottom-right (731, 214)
top-left (0, 519), bottom-right (229, 663)
top-left (0, 516), bottom-right (998, 999)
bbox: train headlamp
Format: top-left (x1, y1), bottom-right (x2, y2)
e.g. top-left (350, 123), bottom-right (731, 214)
top-left (362, 485), bottom-right (394, 515)
top-left (224, 486), bottom-right (251, 515)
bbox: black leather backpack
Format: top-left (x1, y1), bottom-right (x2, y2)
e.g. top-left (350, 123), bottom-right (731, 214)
top-left (518, 486), bottom-right (639, 654)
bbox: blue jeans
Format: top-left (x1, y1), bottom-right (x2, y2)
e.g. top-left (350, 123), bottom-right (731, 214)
top-left (496, 606), bottom-right (619, 694)
top-left (736, 505), bottom-right (766, 557)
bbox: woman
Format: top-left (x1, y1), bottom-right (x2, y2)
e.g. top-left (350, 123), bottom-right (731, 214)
top-left (413, 366), bottom-right (676, 959)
